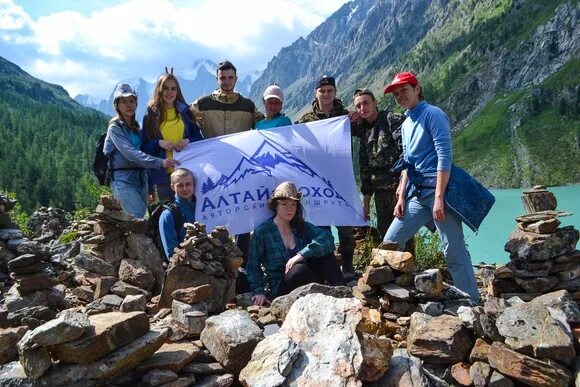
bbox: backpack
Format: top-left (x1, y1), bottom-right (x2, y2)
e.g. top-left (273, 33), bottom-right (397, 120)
top-left (148, 201), bottom-right (185, 262)
top-left (93, 132), bottom-right (111, 186)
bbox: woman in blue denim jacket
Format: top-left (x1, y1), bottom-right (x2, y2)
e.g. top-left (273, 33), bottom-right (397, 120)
top-left (142, 72), bottom-right (203, 201)
top-left (103, 83), bottom-right (180, 218)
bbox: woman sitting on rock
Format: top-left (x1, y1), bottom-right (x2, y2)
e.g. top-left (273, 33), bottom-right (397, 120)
top-left (104, 83), bottom-right (180, 218)
top-left (246, 181), bottom-right (343, 306)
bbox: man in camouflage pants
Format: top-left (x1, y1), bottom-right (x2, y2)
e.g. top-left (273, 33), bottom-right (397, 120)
top-left (353, 89), bottom-right (408, 241)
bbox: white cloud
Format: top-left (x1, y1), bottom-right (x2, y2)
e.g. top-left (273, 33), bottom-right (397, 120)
top-left (2, 0), bottom-right (350, 98)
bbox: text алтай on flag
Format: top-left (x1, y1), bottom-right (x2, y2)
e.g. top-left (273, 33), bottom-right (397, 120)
top-left (174, 116), bottom-right (367, 234)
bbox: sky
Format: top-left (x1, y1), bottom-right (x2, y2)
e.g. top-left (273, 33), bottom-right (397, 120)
top-left (0, 0), bottom-right (350, 99)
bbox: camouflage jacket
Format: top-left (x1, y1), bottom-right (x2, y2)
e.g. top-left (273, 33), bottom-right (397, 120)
top-left (297, 99), bottom-right (348, 123)
top-left (359, 110), bottom-right (405, 195)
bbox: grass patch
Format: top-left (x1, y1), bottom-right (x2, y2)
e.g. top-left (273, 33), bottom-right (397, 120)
top-left (414, 229), bottom-right (447, 272)
top-left (59, 231), bottom-right (79, 245)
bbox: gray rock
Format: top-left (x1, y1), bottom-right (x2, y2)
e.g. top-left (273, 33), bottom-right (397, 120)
top-left (6, 238), bottom-right (26, 250)
top-left (238, 331), bottom-right (299, 387)
top-left (457, 306), bottom-right (485, 338)
top-left (409, 315), bottom-right (473, 364)
top-left (172, 300), bottom-right (208, 335)
top-left (496, 301), bottom-right (575, 363)
top-left (380, 283), bottom-right (412, 301)
top-left (417, 301), bottom-right (443, 317)
top-left (7, 254), bottom-right (44, 271)
top-left (407, 312), bottom-right (433, 349)
top-left (17, 335), bottom-right (52, 379)
top-left (125, 233), bottom-right (165, 290)
top-left (120, 294), bottom-right (147, 312)
top-left (531, 289), bottom-right (580, 323)
top-left (241, 293), bottom-right (362, 386)
top-left (269, 283), bottom-right (352, 322)
top-left (0, 229), bottom-right (23, 240)
top-left (488, 370), bottom-right (514, 387)
top-left (479, 313), bottom-right (503, 342)
top-left (73, 252), bottom-right (116, 276)
top-left (182, 362), bottom-right (225, 375)
top-left (142, 369), bottom-right (178, 386)
top-left (0, 327), bottom-right (28, 364)
top-left (18, 310), bottom-right (90, 348)
top-left (366, 348), bottom-right (425, 387)
top-left (414, 269), bottom-right (444, 296)
top-left (505, 227), bottom-right (579, 262)
top-left (101, 294), bottom-right (124, 306)
top-left (118, 259), bottom-right (155, 291)
top-left (194, 373), bottom-right (234, 387)
top-left (110, 280), bottom-right (151, 298)
top-left (470, 361), bottom-right (491, 387)
top-left (200, 309), bottom-right (264, 373)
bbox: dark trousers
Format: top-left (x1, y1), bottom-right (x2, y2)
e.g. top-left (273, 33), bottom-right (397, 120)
top-left (276, 252), bottom-right (343, 297)
top-left (320, 226), bottom-right (355, 271)
top-left (236, 233), bottom-right (251, 266)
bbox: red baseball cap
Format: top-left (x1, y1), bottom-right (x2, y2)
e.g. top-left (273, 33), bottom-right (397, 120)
top-left (384, 72), bottom-right (419, 94)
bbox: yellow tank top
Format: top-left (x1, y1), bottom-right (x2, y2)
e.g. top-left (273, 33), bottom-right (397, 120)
top-left (160, 107), bottom-right (185, 173)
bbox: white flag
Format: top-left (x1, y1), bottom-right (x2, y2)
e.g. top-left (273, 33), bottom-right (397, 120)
top-left (175, 116), bottom-right (366, 234)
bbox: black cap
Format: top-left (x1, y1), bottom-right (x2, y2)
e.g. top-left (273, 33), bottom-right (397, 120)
top-left (316, 75), bottom-right (335, 89)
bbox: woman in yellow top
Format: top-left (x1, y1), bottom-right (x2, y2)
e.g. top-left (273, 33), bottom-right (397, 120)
top-left (142, 71), bottom-right (203, 201)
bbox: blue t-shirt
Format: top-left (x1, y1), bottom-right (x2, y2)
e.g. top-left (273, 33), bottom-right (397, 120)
top-left (255, 114), bottom-right (292, 130)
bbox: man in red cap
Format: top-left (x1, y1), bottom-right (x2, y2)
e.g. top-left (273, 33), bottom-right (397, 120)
top-left (382, 72), bottom-right (480, 303)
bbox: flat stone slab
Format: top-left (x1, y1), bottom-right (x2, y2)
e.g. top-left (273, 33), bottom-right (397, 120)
top-left (136, 341), bottom-right (201, 373)
top-left (50, 311), bottom-right (149, 364)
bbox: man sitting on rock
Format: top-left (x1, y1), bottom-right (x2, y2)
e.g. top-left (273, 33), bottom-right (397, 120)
top-left (159, 168), bottom-right (196, 260)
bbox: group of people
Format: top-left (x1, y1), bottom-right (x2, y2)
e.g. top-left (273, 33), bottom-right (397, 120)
top-left (103, 60), bottom-right (481, 306)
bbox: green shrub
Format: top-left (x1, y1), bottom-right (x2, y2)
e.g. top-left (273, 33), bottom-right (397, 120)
top-left (353, 228), bottom-right (376, 270)
top-left (414, 229), bottom-right (447, 272)
top-left (1, 191), bottom-right (32, 236)
top-left (59, 231), bottom-right (79, 245)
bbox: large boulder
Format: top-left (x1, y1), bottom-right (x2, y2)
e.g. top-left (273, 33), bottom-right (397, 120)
top-left (200, 309), bottom-right (264, 374)
top-left (240, 294), bottom-right (363, 386)
top-left (269, 283), bottom-right (353, 322)
top-left (495, 301), bottom-right (575, 363)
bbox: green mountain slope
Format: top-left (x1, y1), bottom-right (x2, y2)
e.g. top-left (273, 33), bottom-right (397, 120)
top-left (251, 0), bottom-right (579, 188)
top-left (0, 56), bottom-right (110, 212)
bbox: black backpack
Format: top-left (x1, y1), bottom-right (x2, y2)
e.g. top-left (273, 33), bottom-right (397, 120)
top-left (148, 201), bottom-right (185, 262)
top-left (93, 132), bottom-right (111, 186)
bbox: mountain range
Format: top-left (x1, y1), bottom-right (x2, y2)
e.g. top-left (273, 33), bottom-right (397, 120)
top-left (249, 0), bottom-right (579, 188)
top-left (74, 59), bottom-right (261, 122)
top-left (0, 0), bottom-right (578, 213)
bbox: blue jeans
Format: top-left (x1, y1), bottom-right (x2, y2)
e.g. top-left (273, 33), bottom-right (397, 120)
top-left (383, 189), bottom-right (479, 302)
top-left (111, 171), bottom-right (148, 218)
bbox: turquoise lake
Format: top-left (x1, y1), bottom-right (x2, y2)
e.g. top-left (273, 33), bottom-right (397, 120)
top-left (464, 184), bottom-right (579, 265)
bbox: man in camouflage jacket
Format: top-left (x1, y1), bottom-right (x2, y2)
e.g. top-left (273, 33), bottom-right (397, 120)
top-left (353, 89), bottom-right (406, 239)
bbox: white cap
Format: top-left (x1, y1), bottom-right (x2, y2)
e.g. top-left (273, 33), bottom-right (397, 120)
top-left (263, 85), bottom-right (284, 102)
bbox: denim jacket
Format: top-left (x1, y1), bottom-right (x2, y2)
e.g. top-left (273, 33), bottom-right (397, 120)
top-left (141, 101), bottom-right (204, 185)
top-left (393, 160), bottom-right (495, 233)
top-left (104, 119), bottom-right (163, 183)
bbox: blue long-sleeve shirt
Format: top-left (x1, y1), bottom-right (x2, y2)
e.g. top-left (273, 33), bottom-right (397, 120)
top-left (159, 195), bottom-right (196, 260)
top-left (402, 101), bottom-right (452, 176)
top-left (246, 218), bottom-right (334, 296)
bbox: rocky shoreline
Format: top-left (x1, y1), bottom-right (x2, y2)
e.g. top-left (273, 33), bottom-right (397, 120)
top-left (0, 188), bottom-right (578, 386)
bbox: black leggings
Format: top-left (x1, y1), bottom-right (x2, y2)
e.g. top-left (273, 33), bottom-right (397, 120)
top-left (276, 253), bottom-right (343, 297)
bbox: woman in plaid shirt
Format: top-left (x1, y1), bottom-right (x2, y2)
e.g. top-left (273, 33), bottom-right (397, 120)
top-left (246, 181), bottom-right (343, 306)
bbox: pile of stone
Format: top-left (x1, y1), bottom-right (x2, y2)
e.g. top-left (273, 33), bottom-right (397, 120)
top-left (0, 194), bottom-right (22, 276)
top-left (158, 223), bottom-right (243, 330)
top-left (493, 186), bottom-right (579, 300)
top-left (62, 196), bottom-right (165, 315)
top-left (25, 206), bottom-right (69, 244)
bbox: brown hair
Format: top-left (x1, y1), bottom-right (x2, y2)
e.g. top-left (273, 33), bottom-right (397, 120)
top-left (353, 88), bottom-right (376, 102)
top-left (271, 199), bottom-right (305, 235)
top-left (145, 73), bottom-right (190, 140)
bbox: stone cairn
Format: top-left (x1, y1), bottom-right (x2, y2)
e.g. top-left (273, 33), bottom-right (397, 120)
top-left (493, 185), bottom-right (580, 300)
top-left (158, 222), bottom-right (244, 336)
